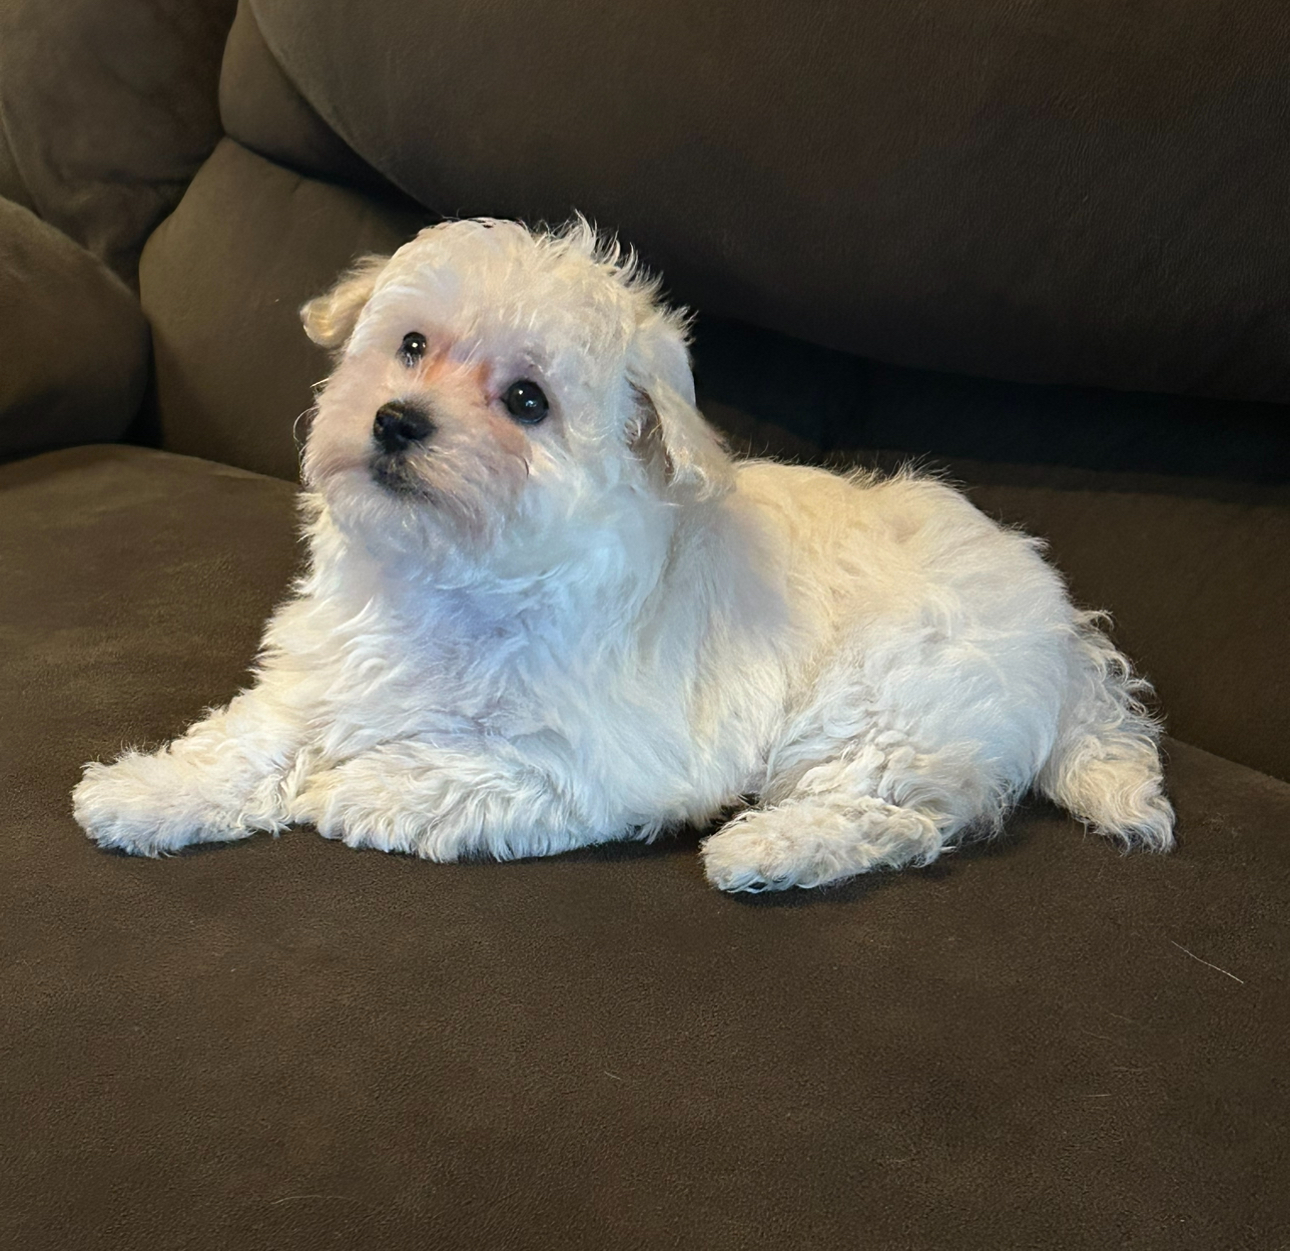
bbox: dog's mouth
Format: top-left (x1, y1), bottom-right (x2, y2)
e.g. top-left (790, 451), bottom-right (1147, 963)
top-left (369, 452), bottom-right (432, 498)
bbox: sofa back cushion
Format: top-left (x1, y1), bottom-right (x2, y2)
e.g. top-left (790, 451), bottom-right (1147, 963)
top-left (236, 0), bottom-right (1290, 404)
top-left (0, 0), bottom-right (235, 285)
top-left (0, 198), bottom-right (149, 459)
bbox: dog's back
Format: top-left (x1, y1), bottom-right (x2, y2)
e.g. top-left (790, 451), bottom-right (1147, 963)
top-left (718, 462), bottom-right (1173, 860)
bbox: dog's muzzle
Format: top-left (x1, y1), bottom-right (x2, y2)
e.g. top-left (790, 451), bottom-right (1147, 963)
top-left (370, 400), bottom-right (436, 494)
top-left (373, 400), bottom-right (436, 453)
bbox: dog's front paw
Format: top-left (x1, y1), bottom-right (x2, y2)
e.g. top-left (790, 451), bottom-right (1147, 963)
top-left (291, 762), bottom-right (430, 856)
top-left (290, 749), bottom-right (576, 862)
top-left (73, 751), bottom-right (260, 857)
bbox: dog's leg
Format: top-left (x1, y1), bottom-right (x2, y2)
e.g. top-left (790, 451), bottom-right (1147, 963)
top-left (290, 741), bottom-right (603, 862)
top-left (73, 687), bottom-right (303, 857)
top-left (702, 795), bottom-right (947, 892)
top-left (700, 739), bottom-right (999, 892)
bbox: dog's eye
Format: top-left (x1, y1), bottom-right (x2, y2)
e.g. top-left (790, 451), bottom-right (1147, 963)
top-left (502, 380), bottom-right (549, 425)
top-left (398, 332), bottom-right (427, 366)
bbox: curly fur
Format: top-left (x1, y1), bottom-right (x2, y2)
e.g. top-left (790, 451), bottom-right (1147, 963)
top-left (73, 217), bottom-right (1173, 891)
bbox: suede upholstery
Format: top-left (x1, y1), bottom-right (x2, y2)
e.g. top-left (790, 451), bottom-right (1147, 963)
top-left (2, 1), bottom-right (1288, 1247)
top-left (4, 449), bottom-right (1288, 1251)
top-left (0, 198), bottom-right (149, 459)
top-left (0, 0), bottom-right (235, 283)
top-left (218, 0), bottom-right (414, 201)
top-left (250, 0), bottom-right (1290, 401)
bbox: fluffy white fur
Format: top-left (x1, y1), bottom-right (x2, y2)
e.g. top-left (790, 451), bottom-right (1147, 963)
top-left (73, 218), bottom-right (1174, 891)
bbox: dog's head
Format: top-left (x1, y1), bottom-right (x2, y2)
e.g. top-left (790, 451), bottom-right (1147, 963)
top-left (300, 219), bottom-right (731, 567)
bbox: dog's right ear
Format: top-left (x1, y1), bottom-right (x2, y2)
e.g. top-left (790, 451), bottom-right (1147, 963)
top-left (300, 254), bottom-right (389, 351)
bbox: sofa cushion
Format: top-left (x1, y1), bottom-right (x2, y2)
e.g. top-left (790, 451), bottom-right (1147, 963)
top-left (244, 0), bottom-right (1290, 403)
top-left (2, 443), bottom-right (1288, 1249)
top-left (0, 0), bottom-right (236, 284)
top-left (692, 317), bottom-right (1290, 485)
top-left (219, 0), bottom-right (414, 203)
top-left (0, 199), bottom-right (150, 459)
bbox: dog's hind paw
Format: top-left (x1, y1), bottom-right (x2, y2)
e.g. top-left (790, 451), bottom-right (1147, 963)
top-left (701, 798), bottom-right (945, 892)
top-left (701, 812), bottom-right (858, 892)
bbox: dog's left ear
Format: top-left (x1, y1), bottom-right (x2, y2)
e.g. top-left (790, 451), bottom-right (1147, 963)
top-left (626, 311), bottom-right (733, 500)
top-left (300, 254), bottom-right (389, 351)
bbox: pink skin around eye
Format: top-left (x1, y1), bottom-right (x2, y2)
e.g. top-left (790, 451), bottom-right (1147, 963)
top-left (483, 408), bottom-right (531, 458)
top-left (411, 352), bottom-right (532, 458)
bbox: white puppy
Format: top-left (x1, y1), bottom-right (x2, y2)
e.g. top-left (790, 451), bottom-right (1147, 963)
top-left (73, 218), bottom-right (1174, 891)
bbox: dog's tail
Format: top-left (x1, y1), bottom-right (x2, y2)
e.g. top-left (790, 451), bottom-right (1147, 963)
top-left (1037, 613), bottom-right (1175, 851)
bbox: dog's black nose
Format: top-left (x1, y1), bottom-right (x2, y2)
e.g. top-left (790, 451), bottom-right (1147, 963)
top-left (373, 401), bottom-right (435, 453)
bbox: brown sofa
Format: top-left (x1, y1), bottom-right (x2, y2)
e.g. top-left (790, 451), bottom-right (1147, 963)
top-left (3, 1), bottom-right (1287, 1247)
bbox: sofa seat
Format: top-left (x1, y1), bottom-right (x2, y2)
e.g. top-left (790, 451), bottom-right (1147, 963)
top-left (3, 443), bottom-right (1288, 1249)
